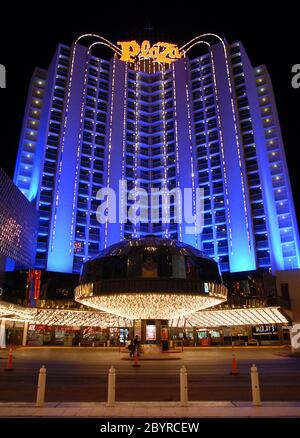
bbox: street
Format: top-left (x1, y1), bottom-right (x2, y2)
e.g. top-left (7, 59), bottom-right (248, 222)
top-left (1, 347), bottom-right (300, 402)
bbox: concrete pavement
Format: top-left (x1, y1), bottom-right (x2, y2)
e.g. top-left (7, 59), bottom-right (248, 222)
top-left (1, 401), bottom-right (300, 417)
top-left (1, 346), bottom-right (300, 403)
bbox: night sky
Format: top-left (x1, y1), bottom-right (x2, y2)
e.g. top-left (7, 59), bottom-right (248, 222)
top-left (0, 4), bottom-right (299, 222)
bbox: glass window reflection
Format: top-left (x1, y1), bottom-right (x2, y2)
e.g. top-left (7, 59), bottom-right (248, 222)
top-left (80, 243), bottom-right (222, 283)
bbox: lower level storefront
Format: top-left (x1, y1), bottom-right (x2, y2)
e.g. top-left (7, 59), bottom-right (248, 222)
top-left (26, 325), bottom-right (132, 347)
top-left (0, 319), bottom-right (291, 348)
top-left (169, 324), bottom-right (291, 347)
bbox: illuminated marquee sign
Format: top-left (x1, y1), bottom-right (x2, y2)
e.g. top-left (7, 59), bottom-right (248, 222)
top-left (252, 324), bottom-right (278, 335)
top-left (146, 324), bottom-right (156, 341)
top-left (117, 40), bottom-right (183, 64)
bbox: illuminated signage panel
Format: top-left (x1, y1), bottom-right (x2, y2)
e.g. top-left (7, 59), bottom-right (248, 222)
top-left (117, 40), bottom-right (183, 63)
top-left (146, 324), bottom-right (156, 341)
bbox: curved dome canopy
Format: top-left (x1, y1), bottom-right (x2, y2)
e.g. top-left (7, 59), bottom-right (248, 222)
top-left (91, 236), bottom-right (210, 259)
top-left (75, 237), bottom-right (227, 320)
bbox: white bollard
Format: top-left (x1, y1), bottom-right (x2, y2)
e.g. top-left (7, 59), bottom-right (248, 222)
top-left (251, 364), bottom-right (262, 406)
top-left (36, 365), bottom-right (47, 407)
top-left (0, 320), bottom-right (6, 349)
top-left (180, 365), bottom-right (188, 407)
top-left (107, 365), bottom-right (116, 407)
top-left (22, 322), bottom-right (29, 346)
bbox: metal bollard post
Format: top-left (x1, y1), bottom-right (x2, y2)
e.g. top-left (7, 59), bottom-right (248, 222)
top-left (22, 321), bottom-right (29, 346)
top-left (180, 365), bottom-right (188, 407)
top-left (107, 365), bottom-right (116, 407)
top-left (36, 365), bottom-right (47, 407)
top-left (251, 364), bottom-right (262, 406)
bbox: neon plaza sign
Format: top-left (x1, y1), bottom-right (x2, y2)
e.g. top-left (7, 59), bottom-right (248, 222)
top-left (73, 33), bottom-right (226, 67)
top-left (117, 40), bottom-right (183, 64)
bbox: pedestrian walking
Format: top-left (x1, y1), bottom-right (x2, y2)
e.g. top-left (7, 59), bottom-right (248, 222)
top-left (128, 339), bottom-right (134, 357)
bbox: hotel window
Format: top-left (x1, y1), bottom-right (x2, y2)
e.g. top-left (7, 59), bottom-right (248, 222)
top-left (204, 86), bottom-right (213, 96)
top-left (52, 99), bottom-right (63, 110)
top-left (88, 68), bottom-right (98, 77)
top-left (234, 76), bottom-right (245, 86)
top-left (87, 88), bottom-right (96, 98)
top-left (89, 59), bottom-right (98, 67)
top-left (206, 108), bottom-right (216, 118)
top-left (101, 62), bottom-right (109, 71)
top-left (194, 112), bottom-right (204, 122)
top-left (196, 134), bottom-right (206, 146)
top-left (229, 45), bottom-right (240, 55)
top-left (59, 58), bottom-right (69, 67)
top-left (239, 108), bottom-right (250, 119)
top-left (60, 47), bottom-right (70, 56)
top-left (57, 67), bottom-right (67, 77)
top-left (99, 71), bottom-right (109, 81)
top-left (97, 102), bottom-right (107, 111)
top-left (193, 90), bottom-right (202, 100)
top-left (55, 78), bottom-right (66, 87)
top-left (238, 97), bottom-right (249, 109)
top-left (53, 88), bottom-right (64, 99)
top-left (99, 81), bottom-right (109, 90)
top-left (236, 85), bottom-right (247, 97)
top-left (203, 77), bottom-right (212, 86)
top-left (205, 96), bottom-right (214, 107)
top-left (195, 123), bottom-right (205, 134)
top-left (97, 113), bottom-right (106, 123)
top-left (201, 58), bottom-right (210, 66)
top-left (202, 67), bottom-right (211, 75)
top-left (241, 120), bottom-right (252, 131)
top-left (231, 55), bottom-right (242, 65)
top-left (191, 71), bottom-right (201, 80)
top-left (233, 65), bottom-right (244, 75)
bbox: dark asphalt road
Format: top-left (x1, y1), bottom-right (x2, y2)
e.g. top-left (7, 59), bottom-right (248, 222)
top-left (0, 347), bottom-right (300, 402)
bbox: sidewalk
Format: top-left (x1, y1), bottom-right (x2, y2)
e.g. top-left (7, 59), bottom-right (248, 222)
top-left (3, 344), bottom-right (290, 351)
top-left (1, 401), bottom-right (300, 417)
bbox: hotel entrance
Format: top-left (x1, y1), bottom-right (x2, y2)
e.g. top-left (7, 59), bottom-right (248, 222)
top-left (133, 320), bottom-right (169, 350)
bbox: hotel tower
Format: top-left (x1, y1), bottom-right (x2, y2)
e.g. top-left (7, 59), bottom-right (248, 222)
top-left (13, 34), bottom-right (300, 274)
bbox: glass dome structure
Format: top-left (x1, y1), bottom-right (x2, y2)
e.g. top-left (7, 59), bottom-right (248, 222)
top-left (75, 237), bottom-right (227, 320)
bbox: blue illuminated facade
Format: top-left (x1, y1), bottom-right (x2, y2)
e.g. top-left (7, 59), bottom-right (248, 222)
top-left (13, 38), bottom-right (300, 274)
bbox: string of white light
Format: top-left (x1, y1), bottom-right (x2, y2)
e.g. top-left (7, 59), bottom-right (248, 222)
top-left (132, 69), bottom-right (140, 237)
top-left (120, 62), bottom-right (129, 240)
top-left (76, 292), bottom-right (226, 320)
top-left (69, 41), bottom-right (111, 256)
top-left (161, 64), bottom-right (169, 237)
top-left (170, 306), bottom-right (289, 328)
top-left (182, 34), bottom-right (251, 253)
top-left (210, 49), bottom-right (233, 254)
top-left (104, 58), bottom-right (116, 247)
top-left (171, 63), bottom-right (182, 241)
top-left (51, 35), bottom-right (120, 254)
top-left (75, 34), bottom-right (121, 55)
top-left (184, 60), bottom-right (197, 246)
